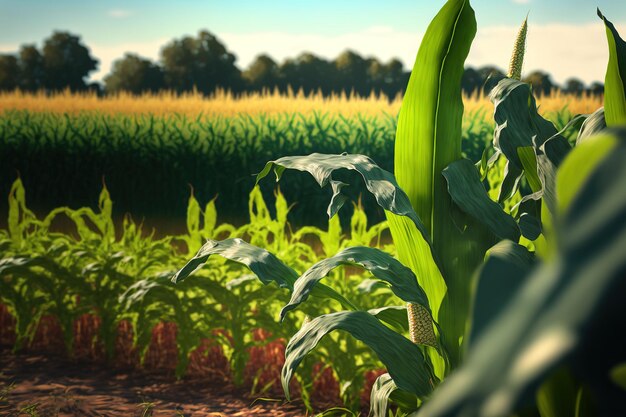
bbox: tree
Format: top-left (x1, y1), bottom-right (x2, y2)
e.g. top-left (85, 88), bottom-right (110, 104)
top-left (461, 67), bottom-right (483, 95)
top-left (18, 45), bottom-right (44, 91)
top-left (0, 54), bottom-right (19, 91)
top-left (243, 54), bottom-right (279, 91)
top-left (564, 78), bottom-right (585, 96)
top-left (523, 70), bottom-right (556, 96)
top-left (278, 53), bottom-right (335, 95)
top-left (477, 65), bottom-right (505, 94)
top-left (161, 31), bottom-right (242, 94)
top-left (334, 50), bottom-right (368, 95)
top-left (588, 81), bottom-right (604, 97)
top-left (104, 53), bottom-right (164, 94)
top-left (42, 31), bottom-right (98, 91)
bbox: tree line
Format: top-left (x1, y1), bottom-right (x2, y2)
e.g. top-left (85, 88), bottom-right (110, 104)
top-left (0, 30), bottom-right (605, 97)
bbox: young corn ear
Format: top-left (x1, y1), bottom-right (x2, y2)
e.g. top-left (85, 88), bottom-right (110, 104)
top-left (508, 16), bottom-right (528, 80)
top-left (407, 303), bottom-right (437, 347)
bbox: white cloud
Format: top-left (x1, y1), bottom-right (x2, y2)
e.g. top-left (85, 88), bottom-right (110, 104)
top-left (108, 9), bottom-right (133, 19)
top-left (512, 0), bottom-right (530, 4)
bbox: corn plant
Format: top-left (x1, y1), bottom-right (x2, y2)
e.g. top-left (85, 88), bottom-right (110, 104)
top-left (175, 1), bottom-right (626, 415)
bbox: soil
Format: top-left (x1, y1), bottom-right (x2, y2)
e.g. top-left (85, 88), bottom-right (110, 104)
top-left (0, 350), bottom-right (309, 417)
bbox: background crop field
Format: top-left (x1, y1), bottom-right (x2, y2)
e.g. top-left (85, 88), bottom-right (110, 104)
top-left (0, 90), bottom-right (599, 230)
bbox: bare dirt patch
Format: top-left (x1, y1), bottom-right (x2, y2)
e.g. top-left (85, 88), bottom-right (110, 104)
top-left (0, 350), bottom-right (308, 417)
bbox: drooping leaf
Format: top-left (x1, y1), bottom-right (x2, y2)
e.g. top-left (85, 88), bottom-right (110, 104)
top-left (518, 213), bottom-right (542, 241)
top-left (466, 240), bottom-right (535, 348)
top-left (256, 152), bottom-right (435, 255)
top-left (173, 238), bottom-right (298, 289)
top-left (369, 373), bottom-right (420, 417)
top-left (173, 238), bottom-right (356, 310)
top-left (282, 311), bottom-right (436, 400)
top-left (577, 108), bottom-right (606, 144)
top-left (415, 129), bottom-right (626, 417)
top-left (490, 78), bottom-right (560, 169)
top-left (368, 306), bottom-right (409, 334)
top-left (598, 9), bottom-right (626, 125)
top-left (442, 158), bottom-right (519, 242)
top-left (369, 373), bottom-right (399, 417)
top-left (280, 246), bottom-right (430, 320)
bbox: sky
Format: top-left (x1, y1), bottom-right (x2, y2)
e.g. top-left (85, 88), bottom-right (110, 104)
top-left (1, 0), bottom-right (625, 86)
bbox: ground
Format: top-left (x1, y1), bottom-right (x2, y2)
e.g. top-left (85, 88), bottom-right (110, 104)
top-left (0, 350), bottom-right (308, 417)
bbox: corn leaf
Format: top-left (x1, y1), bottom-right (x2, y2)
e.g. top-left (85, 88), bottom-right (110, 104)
top-left (172, 237), bottom-right (356, 310)
top-left (256, 153), bottom-right (434, 251)
top-left (598, 9), bottom-right (626, 125)
top-left (387, 0), bottom-right (481, 369)
top-left (415, 129), bottom-right (626, 417)
top-left (369, 373), bottom-right (420, 417)
top-left (282, 311), bottom-right (436, 400)
top-left (368, 306), bottom-right (409, 333)
top-left (466, 240), bottom-right (534, 349)
top-left (280, 246), bottom-right (430, 320)
top-left (442, 158), bottom-right (519, 242)
top-left (577, 108), bottom-right (606, 144)
top-left (173, 238), bottom-right (298, 288)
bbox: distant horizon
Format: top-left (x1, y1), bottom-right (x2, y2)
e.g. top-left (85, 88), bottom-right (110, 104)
top-left (2, 0), bottom-right (625, 85)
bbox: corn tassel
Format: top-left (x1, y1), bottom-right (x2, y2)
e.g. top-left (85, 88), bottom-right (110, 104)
top-left (407, 303), bottom-right (437, 347)
top-left (508, 16), bottom-right (528, 80)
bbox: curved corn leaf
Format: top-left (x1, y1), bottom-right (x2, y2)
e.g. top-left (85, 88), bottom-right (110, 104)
top-left (173, 238), bottom-right (356, 310)
top-left (416, 129), bottom-right (626, 417)
top-left (280, 246), bottom-right (430, 320)
top-left (518, 213), bottom-right (542, 241)
top-left (387, 0), bottom-right (480, 370)
top-left (282, 311), bottom-right (435, 400)
top-left (598, 9), bottom-right (626, 125)
top-left (577, 108), bottom-right (606, 144)
top-left (369, 373), bottom-right (421, 417)
top-left (173, 238), bottom-right (297, 288)
top-left (368, 306), bottom-right (409, 334)
top-left (490, 78), bottom-right (560, 169)
top-left (256, 152), bottom-right (434, 251)
top-left (466, 240), bottom-right (535, 349)
top-left (369, 373), bottom-right (398, 417)
top-left (489, 78), bottom-right (561, 203)
top-left (442, 158), bottom-right (519, 242)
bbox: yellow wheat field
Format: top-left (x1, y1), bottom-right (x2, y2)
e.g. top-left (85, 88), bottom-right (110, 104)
top-left (0, 88), bottom-right (603, 118)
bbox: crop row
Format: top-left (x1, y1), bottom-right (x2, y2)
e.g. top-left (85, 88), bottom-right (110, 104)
top-left (0, 179), bottom-right (400, 412)
top-left (0, 107), bottom-right (576, 227)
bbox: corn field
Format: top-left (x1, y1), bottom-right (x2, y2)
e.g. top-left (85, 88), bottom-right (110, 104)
top-left (0, 93), bottom-right (585, 226)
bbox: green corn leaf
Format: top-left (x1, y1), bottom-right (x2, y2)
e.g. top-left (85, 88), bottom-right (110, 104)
top-left (442, 158), bottom-right (519, 242)
top-left (280, 246), bottom-right (430, 320)
top-left (368, 306), bottom-right (409, 334)
top-left (387, 0), bottom-right (481, 369)
top-left (173, 237), bottom-right (356, 310)
top-left (517, 147), bottom-right (542, 193)
top-left (369, 372), bottom-right (420, 417)
top-left (415, 128), bottom-right (626, 417)
top-left (576, 108), bottom-right (606, 144)
top-left (466, 240), bottom-right (535, 349)
top-left (173, 238), bottom-right (298, 288)
top-left (490, 79), bottom-right (560, 168)
top-left (518, 213), bottom-right (542, 241)
top-left (369, 373), bottom-right (420, 417)
top-left (598, 9), bottom-right (626, 125)
top-left (282, 311), bottom-right (436, 400)
top-left (369, 373), bottom-right (399, 417)
top-left (256, 153), bottom-right (435, 253)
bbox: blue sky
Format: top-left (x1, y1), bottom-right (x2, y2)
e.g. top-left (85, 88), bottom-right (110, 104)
top-left (1, 0), bottom-right (625, 84)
